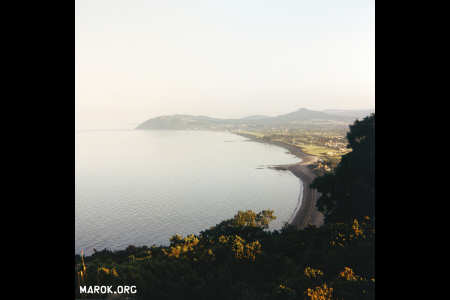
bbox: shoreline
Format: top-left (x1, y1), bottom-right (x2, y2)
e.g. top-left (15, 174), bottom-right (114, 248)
top-left (232, 132), bottom-right (324, 229)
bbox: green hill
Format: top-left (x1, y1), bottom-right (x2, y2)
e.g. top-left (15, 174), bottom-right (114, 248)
top-left (136, 108), bottom-right (359, 131)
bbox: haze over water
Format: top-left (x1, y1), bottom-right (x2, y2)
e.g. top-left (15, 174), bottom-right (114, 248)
top-left (75, 130), bottom-right (301, 254)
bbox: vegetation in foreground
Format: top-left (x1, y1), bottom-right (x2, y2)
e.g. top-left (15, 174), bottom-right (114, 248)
top-left (76, 114), bottom-right (375, 299)
top-left (76, 211), bottom-right (374, 299)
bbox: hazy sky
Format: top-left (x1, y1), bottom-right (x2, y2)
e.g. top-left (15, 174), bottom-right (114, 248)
top-left (76, 0), bottom-right (374, 129)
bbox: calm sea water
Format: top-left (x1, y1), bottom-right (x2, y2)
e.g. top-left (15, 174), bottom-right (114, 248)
top-left (75, 130), bottom-right (302, 254)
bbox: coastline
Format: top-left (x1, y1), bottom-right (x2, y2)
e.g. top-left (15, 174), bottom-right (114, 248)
top-left (232, 132), bottom-right (324, 229)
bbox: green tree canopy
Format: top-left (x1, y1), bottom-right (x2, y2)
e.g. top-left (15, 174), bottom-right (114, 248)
top-left (311, 114), bottom-right (375, 223)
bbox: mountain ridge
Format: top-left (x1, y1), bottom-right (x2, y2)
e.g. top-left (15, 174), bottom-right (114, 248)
top-left (136, 108), bottom-right (372, 131)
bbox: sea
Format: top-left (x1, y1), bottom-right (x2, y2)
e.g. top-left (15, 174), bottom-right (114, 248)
top-left (75, 129), bottom-right (302, 254)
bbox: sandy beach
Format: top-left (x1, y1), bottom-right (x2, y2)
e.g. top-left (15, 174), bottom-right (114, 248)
top-left (234, 132), bottom-right (324, 229)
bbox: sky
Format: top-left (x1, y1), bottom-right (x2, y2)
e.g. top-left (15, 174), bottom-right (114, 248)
top-left (76, 0), bottom-right (374, 130)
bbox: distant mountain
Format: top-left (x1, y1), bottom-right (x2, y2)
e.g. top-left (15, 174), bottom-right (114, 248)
top-left (136, 108), bottom-right (368, 131)
top-left (241, 115), bottom-right (270, 120)
top-left (270, 108), bottom-right (349, 123)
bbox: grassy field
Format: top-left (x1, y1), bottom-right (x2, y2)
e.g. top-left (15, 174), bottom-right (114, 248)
top-left (234, 128), bottom-right (351, 174)
top-left (293, 142), bottom-right (349, 160)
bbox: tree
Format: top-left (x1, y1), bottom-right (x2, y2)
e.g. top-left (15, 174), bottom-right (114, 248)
top-left (311, 114), bottom-right (375, 223)
top-left (232, 210), bottom-right (276, 229)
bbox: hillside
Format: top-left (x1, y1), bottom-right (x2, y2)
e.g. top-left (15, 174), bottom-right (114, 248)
top-left (136, 108), bottom-right (359, 131)
top-left (76, 211), bottom-right (375, 300)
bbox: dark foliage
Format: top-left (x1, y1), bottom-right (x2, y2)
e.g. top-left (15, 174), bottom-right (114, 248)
top-left (311, 114), bottom-right (375, 223)
top-left (76, 213), bottom-right (375, 300)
